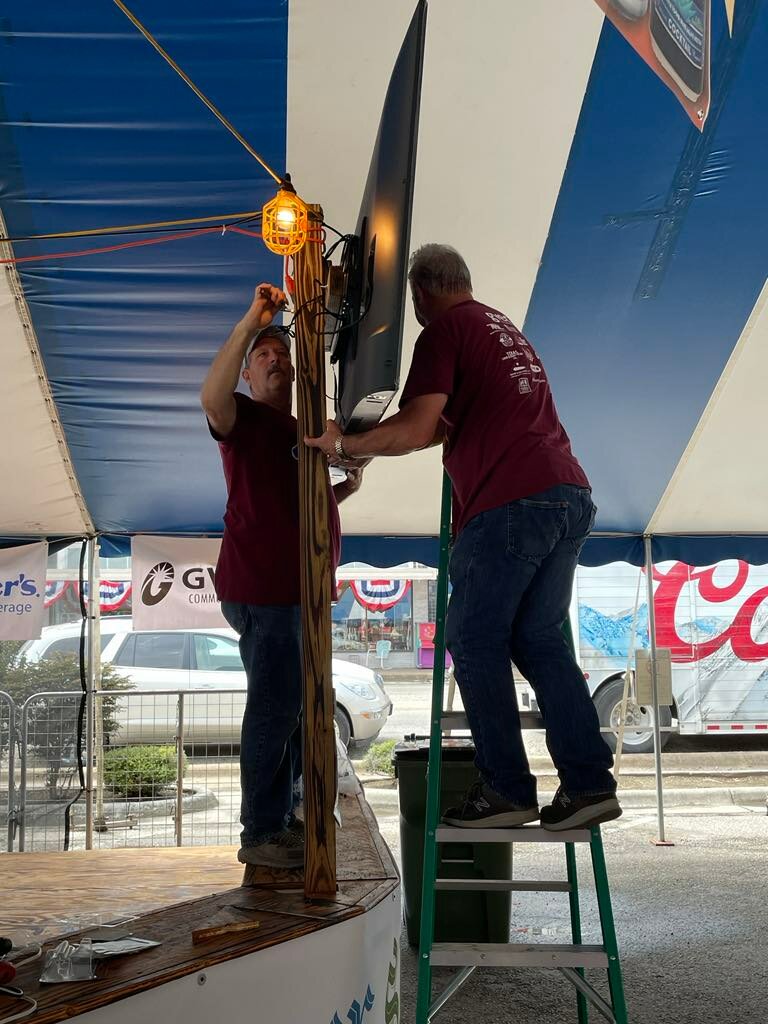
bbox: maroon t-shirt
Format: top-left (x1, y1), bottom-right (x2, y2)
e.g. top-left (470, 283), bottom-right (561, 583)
top-left (399, 300), bottom-right (589, 535)
top-left (210, 392), bottom-right (340, 605)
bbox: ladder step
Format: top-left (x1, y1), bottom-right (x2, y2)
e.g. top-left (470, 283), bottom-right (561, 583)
top-left (437, 825), bottom-right (591, 844)
top-left (435, 879), bottom-right (571, 893)
top-left (430, 942), bottom-right (609, 970)
top-left (442, 709), bottom-right (544, 730)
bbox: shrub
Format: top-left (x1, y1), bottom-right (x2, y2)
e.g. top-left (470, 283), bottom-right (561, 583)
top-left (1, 650), bottom-right (132, 799)
top-left (103, 744), bottom-right (184, 798)
top-left (361, 738), bottom-right (397, 777)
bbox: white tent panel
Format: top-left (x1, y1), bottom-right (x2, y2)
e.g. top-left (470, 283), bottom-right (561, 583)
top-left (0, 247), bottom-right (91, 537)
top-left (649, 279), bottom-right (768, 536)
top-left (288, 0), bottom-right (603, 536)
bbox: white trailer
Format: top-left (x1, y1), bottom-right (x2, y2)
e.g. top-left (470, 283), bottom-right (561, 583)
top-left (569, 559), bottom-right (768, 752)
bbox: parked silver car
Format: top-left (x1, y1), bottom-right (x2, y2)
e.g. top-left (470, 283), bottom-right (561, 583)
top-left (20, 617), bottom-right (392, 748)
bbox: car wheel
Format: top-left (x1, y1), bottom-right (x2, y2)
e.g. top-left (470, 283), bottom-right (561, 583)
top-left (593, 676), bottom-right (672, 755)
top-left (334, 706), bottom-right (352, 748)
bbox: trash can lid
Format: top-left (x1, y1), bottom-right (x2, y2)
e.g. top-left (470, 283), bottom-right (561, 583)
top-left (392, 737), bottom-right (476, 762)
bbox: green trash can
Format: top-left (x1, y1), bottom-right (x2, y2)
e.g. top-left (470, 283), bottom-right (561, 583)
top-left (394, 738), bottom-right (512, 947)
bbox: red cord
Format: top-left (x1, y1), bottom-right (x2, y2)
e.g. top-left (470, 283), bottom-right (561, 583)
top-left (0, 961), bottom-right (16, 985)
top-left (228, 225), bottom-right (262, 239)
top-left (0, 226), bottom-right (224, 266)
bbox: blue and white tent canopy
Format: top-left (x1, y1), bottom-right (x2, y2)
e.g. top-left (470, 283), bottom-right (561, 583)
top-left (1, 1), bottom-right (766, 566)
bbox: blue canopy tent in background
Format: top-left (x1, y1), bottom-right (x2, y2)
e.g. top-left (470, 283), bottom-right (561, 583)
top-left (1, 0), bottom-right (765, 566)
top-left (1, 2), bottom-right (767, 838)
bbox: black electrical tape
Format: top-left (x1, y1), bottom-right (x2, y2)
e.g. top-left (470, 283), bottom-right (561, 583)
top-left (0, 938), bottom-right (13, 957)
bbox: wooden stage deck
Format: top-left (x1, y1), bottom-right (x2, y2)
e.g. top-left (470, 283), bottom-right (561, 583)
top-left (1, 792), bottom-right (399, 1024)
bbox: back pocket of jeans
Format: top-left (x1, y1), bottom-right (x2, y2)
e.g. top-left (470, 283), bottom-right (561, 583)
top-left (506, 499), bottom-right (568, 562)
top-left (221, 601), bottom-right (247, 636)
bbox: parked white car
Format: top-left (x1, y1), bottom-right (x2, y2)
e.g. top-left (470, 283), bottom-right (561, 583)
top-left (20, 618), bottom-right (392, 748)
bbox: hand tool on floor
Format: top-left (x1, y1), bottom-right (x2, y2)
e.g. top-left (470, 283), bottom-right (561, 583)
top-left (191, 919), bottom-right (261, 945)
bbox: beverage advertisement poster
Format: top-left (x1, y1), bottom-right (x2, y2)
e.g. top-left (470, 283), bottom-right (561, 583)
top-left (595, 0), bottom-right (711, 126)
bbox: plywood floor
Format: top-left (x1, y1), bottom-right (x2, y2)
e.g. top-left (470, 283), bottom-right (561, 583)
top-left (1, 792), bottom-right (399, 1024)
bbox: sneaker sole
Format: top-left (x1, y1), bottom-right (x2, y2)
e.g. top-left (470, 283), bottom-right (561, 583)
top-left (442, 808), bottom-right (540, 828)
top-left (541, 799), bottom-right (623, 832)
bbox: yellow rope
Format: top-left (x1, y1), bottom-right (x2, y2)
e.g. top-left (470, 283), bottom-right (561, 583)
top-left (111, 0), bottom-right (283, 185)
top-left (4, 210), bottom-right (262, 243)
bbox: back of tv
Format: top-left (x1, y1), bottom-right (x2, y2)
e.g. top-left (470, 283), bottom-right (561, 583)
top-left (332, 1), bottom-right (427, 434)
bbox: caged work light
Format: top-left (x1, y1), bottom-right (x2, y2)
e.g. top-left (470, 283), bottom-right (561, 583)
top-left (262, 183), bottom-right (309, 256)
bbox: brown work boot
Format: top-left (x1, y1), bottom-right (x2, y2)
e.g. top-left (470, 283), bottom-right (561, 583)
top-left (237, 828), bottom-right (304, 868)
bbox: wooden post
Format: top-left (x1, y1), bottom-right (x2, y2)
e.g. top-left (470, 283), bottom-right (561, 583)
top-left (293, 204), bottom-right (337, 898)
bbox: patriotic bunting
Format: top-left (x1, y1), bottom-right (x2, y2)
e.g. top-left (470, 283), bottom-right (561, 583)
top-left (349, 579), bottom-right (411, 612)
top-left (45, 580), bottom-right (132, 613)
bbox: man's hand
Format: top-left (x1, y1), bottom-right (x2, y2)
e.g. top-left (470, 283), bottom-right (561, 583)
top-left (240, 283), bottom-right (288, 335)
top-left (305, 419), bottom-right (342, 460)
top-left (342, 466), bottom-right (364, 493)
top-left (334, 465), bottom-right (365, 504)
top-left (305, 394), bottom-right (447, 461)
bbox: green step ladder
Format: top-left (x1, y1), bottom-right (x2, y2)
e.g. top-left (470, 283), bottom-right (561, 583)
top-left (415, 472), bottom-right (628, 1023)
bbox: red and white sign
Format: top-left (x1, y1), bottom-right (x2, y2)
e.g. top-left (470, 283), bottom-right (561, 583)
top-left (653, 560), bottom-right (768, 663)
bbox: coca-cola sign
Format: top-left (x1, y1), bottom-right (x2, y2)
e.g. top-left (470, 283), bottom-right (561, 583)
top-left (653, 561), bottom-right (768, 664)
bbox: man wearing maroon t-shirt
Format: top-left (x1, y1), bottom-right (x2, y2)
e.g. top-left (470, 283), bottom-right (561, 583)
top-left (307, 245), bottom-right (620, 832)
top-left (201, 283), bottom-right (362, 868)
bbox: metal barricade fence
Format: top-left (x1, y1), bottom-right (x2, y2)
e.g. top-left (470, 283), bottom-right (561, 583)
top-left (1, 691), bottom-right (17, 852)
top-left (15, 688), bottom-right (247, 853)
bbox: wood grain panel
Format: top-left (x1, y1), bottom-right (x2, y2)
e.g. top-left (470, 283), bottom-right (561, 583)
top-left (293, 203), bottom-right (337, 899)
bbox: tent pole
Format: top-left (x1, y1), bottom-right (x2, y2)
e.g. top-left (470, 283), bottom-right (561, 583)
top-left (84, 537), bottom-right (101, 848)
top-left (643, 535), bottom-right (669, 845)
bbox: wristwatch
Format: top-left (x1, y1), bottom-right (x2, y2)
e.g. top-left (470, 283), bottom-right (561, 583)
top-left (333, 435), bottom-right (349, 462)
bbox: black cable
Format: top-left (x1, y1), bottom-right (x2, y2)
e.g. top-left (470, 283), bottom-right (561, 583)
top-left (323, 233), bottom-right (353, 262)
top-left (62, 538), bottom-right (89, 851)
top-left (320, 221), bottom-right (347, 241)
top-left (283, 291), bottom-right (325, 333)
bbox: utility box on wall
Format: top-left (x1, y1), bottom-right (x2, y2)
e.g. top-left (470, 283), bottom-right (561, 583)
top-left (635, 648), bottom-right (674, 706)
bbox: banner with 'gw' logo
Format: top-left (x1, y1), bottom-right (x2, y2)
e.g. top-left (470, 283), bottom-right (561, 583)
top-left (131, 536), bottom-right (226, 630)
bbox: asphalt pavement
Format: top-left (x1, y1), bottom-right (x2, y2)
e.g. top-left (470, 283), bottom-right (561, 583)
top-left (363, 677), bottom-right (768, 1022)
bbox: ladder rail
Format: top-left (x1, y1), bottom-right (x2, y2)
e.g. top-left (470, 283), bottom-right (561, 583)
top-left (415, 470), bottom-right (453, 1024)
top-left (559, 968), bottom-right (616, 1024)
top-left (566, 841), bottom-right (590, 1024)
top-left (414, 473), bottom-right (629, 1024)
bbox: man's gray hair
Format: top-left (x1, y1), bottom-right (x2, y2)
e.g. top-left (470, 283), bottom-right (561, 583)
top-left (408, 244), bottom-right (472, 296)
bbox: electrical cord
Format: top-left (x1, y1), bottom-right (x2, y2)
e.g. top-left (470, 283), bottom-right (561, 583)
top-left (0, 211), bottom-right (262, 245)
top-left (62, 539), bottom-right (88, 851)
top-left (6, 946), bottom-right (42, 970)
top-left (320, 221), bottom-right (347, 241)
top-left (0, 987), bottom-right (37, 1024)
top-left (0, 225), bottom-right (230, 267)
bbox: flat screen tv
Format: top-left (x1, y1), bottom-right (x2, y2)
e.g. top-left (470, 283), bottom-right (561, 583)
top-left (331, 0), bottom-right (427, 433)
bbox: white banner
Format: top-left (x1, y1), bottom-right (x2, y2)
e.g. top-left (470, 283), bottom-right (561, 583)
top-left (131, 536), bottom-right (226, 630)
top-left (76, 880), bottom-right (401, 1024)
top-left (0, 541), bottom-right (47, 640)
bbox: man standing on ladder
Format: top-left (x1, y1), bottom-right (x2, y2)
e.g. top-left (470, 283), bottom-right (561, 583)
top-left (201, 283), bottom-right (364, 868)
top-left (306, 245), bottom-right (620, 832)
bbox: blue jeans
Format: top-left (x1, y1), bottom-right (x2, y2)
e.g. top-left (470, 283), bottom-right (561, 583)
top-left (221, 602), bottom-right (303, 845)
top-left (445, 485), bottom-right (615, 807)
